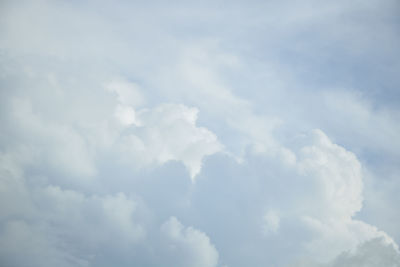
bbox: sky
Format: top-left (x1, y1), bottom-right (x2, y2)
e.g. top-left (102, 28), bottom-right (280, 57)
top-left (0, 0), bottom-right (400, 266)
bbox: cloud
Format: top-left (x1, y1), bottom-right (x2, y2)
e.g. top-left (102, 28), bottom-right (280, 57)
top-left (105, 80), bottom-right (144, 126)
top-left (105, 80), bottom-right (145, 108)
top-left (187, 129), bottom-right (399, 266)
top-left (327, 237), bottom-right (400, 267)
top-left (296, 129), bottom-right (363, 220)
top-left (296, 237), bottom-right (400, 267)
top-left (0, 220), bottom-right (89, 267)
top-left (1, 0), bottom-right (400, 266)
top-left (0, 160), bottom-right (146, 266)
top-left (262, 210), bottom-right (280, 235)
top-left (116, 103), bottom-right (223, 179)
top-left (161, 217), bottom-right (219, 267)
top-left (0, 152), bottom-right (219, 266)
top-left (8, 97), bottom-right (97, 180)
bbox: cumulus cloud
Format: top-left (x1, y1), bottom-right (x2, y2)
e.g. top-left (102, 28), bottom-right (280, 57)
top-left (0, 162), bottom-right (141, 266)
top-left (161, 217), bottom-right (219, 267)
top-left (8, 97), bottom-right (97, 179)
top-left (327, 238), bottom-right (400, 267)
top-left (296, 129), bottom-right (363, 220)
top-left (106, 80), bottom-right (144, 126)
top-left (105, 80), bottom-right (145, 108)
top-left (1, 0), bottom-right (400, 266)
top-left (296, 237), bottom-right (400, 267)
top-left (125, 103), bottom-right (223, 178)
top-left (0, 156), bottom-right (218, 267)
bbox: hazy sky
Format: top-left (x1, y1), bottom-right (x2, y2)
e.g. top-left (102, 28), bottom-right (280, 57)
top-left (1, 0), bottom-right (400, 266)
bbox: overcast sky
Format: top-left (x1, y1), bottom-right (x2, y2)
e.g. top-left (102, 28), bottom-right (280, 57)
top-left (1, 0), bottom-right (400, 266)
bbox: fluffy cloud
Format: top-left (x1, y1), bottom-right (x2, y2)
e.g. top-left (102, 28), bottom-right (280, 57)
top-left (160, 217), bottom-right (219, 267)
top-left (296, 129), bottom-right (363, 220)
top-left (327, 238), bottom-right (400, 267)
top-left (104, 80), bottom-right (224, 178)
top-left (2, 75), bottom-right (398, 266)
top-left (1, 0), bottom-right (399, 266)
top-left (8, 97), bottom-right (97, 179)
top-left (186, 128), bottom-right (399, 266)
top-left (0, 161), bottom-right (145, 266)
top-left (296, 237), bottom-right (400, 267)
top-left (0, 156), bottom-right (218, 267)
top-left (122, 103), bottom-right (223, 178)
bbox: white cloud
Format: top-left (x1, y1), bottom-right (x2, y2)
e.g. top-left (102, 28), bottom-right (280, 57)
top-left (114, 104), bottom-right (139, 126)
top-left (289, 129), bottom-right (397, 262)
top-left (117, 103), bottom-right (223, 179)
top-left (327, 237), bottom-right (400, 267)
top-left (0, 152), bottom-right (143, 266)
top-left (1, 0), bottom-right (399, 266)
top-left (105, 80), bottom-right (144, 126)
top-left (105, 80), bottom-right (145, 108)
top-left (9, 98), bottom-right (97, 180)
top-left (296, 237), bottom-right (400, 267)
top-left (161, 217), bottom-right (219, 267)
top-left (296, 129), bottom-right (363, 220)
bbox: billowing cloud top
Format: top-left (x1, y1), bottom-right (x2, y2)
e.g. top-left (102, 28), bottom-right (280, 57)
top-left (1, 0), bottom-right (400, 266)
